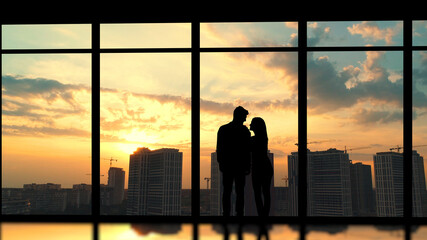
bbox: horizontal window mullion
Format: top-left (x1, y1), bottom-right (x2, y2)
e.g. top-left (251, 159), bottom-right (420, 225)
top-left (100, 48), bottom-right (192, 53)
top-left (200, 47), bottom-right (298, 52)
top-left (307, 46), bottom-right (405, 51)
top-left (413, 46), bottom-right (427, 50)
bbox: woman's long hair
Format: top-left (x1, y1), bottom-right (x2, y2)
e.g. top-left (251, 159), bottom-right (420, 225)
top-left (251, 117), bottom-right (268, 141)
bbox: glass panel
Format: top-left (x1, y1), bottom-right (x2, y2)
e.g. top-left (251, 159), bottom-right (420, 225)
top-left (413, 21), bottom-right (427, 46)
top-left (199, 224), bottom-right (299, 240)
top-left (307, 21), bottom-right (403, 47)
top-left (306, 225), bottom-right (404, 240)
top-left (2, 54), bottom-right (91, 215)
top-left (99, 224), bottom-right (192, 240)
top-left (2, 24), bottom-right (91, 49)
top-left (307, 51), bottom-right (403, 216)
top-left (201, 52), bottom-right (298, 216)
top-left (200, 22), bottom-right (298, 47)
top-left (100, 53), bottom-right (191, 216)
top-left (100, 23), bottom-right (191, 48)
top-left (1, 223), bottom-right (93, 240)
top-left (413, 51), bottom-right (427, 217)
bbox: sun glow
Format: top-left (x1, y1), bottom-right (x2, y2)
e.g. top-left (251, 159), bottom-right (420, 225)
top-left (121, 129), bottom-right (159, 144)
top-left (116, 142), bottom-right (144, 155)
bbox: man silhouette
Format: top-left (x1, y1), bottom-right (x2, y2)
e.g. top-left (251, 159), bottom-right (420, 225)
top-left (216, 106), bottom-right (251, 216)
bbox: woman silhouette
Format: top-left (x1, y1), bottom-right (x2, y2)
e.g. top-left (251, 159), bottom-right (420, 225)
top-left (249, 117), bottom-right (273, 217)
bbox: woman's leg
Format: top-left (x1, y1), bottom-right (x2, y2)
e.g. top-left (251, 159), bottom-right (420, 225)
top-left (252, 174), bottom-right (264, 216)
top-left (261, 175), bottom-right (272, 216)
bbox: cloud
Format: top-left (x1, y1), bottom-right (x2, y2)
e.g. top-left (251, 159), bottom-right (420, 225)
top-left (2, 125), bottom-right (90, 137)
top-left (264, 52), bottom-right (299, 91)
top-left (2, 75), bottom-right (90, 138)
top-left (308, 22), bottom-right (332, 46)
top-left (2, 98), bottom-right (86, 122)
top-left (2, 75), bottom-right (89, 107)
top-left (203, 22), bottom-right (298, 47)
top-left (101, 87), bottom-right (191, 110)
top-left (101, 88), bottom-right (191, 134)
top-left (285, 22), bottom-right (298, 30)
top-left (347, 21), bottom-right (402, 45)
top-left (307, 51), bottom-right (406, 117)
top-left (352, 108), bottom-right (402, 125)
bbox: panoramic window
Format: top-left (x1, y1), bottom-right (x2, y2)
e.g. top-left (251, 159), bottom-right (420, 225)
top-left (413, 21), bottom-right (427, 46)
top-left (307, 51), bottom-right (403, 217)
top-left (307, 21), bottom-right (403, 47)
top-left (100, 23), bottom-right (192, 216)
top-left (200, 22), bottom-right (298, 216)
top-left (413, 49), bottom-right (427, 217)
top-left (2, 24), bottom-right (91, 49)
top-left (2, 24), bottom-right (92, 215)
top-left (307, 21), bottom-right (405, 217)
top-left (1, 19), bottom-right (426, 240)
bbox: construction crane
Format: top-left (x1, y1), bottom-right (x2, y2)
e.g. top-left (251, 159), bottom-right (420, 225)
top-left (86, 174), bottom-right (105, 177)
top-left (294, 141), bottom-right (320, 146)
top-left (344, 146), bottom-right (371, 154)
top-left (389, 145), bottom-right (403, 152)
top-left (204, 177), bottom-right (211, 190)
top-left (390, 144), bottom-right (427, 153)
top-left (103, 157), bottom-right (118, 167)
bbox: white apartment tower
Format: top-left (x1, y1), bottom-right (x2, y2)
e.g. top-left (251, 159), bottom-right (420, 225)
top-left (374, 152), bottom-right (403, 217)
top-left (126, 147), bottom-right (182, 215)
top-left (288, 148), bottom-right (353, 216)
top-left (412, 150), bottom-right (427, 217)
top-left (108, 167), bottom-right (125, 205)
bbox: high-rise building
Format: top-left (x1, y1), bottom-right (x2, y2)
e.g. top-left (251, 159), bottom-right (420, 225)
top-left (127, 147), bottom-right (182, 215)
top-left (2, 188), bottom-right (30, 215)
top-left (288, 148), bottom-right (353, 217)
top-left (108, 167), bottom-right (125, 205)
top-left (374, 151), bottom-right (427, 217)
top-left (210, 152), bottom-right (223, 216)
top-left (288, 152), bottom-right (298, 216)
top-left (374, 152), bottom-right (403, 217)
top-left (349, 162), bottom-right (375, 216)
top-left (412, 150), bottom-right (427, 217)
top-left (22, 183), bottom-right (67, 213)
top-left (65, 183), bottom-right (92, 210)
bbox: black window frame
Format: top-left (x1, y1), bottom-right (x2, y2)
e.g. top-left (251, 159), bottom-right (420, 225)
top-left (1, 15), bottom-right (427, 240)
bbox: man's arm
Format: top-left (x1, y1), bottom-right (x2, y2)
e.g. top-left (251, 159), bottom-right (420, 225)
top-left (243, 127), bottom-right (251, 174)
top-left (216, 126), bottom-right (224, 171)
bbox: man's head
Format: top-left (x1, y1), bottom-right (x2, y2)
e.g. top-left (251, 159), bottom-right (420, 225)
top-left (233, 106), bottom-right (249, 123)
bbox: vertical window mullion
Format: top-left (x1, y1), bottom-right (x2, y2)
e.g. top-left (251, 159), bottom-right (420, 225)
top-left (191, 21), bottom-right (201, 219)
top-left (403, 19), bottom-right (413, 240)
top-left (298, 18), bottom-right (308, 240)
top-left (91, 21), bottom-right (101, 224)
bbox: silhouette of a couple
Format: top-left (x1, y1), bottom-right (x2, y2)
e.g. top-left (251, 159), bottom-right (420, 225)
top-left (217, 106), bottom-right (273, 217)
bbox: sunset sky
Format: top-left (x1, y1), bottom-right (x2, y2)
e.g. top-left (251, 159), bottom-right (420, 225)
top-left (2, 21), bottom-right (427, 190)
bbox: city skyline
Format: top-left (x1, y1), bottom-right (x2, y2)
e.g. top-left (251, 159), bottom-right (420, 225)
top-left (3, 144), bottom-right (427, 189)
top-left (2, 146), bottom-right (427, 216)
